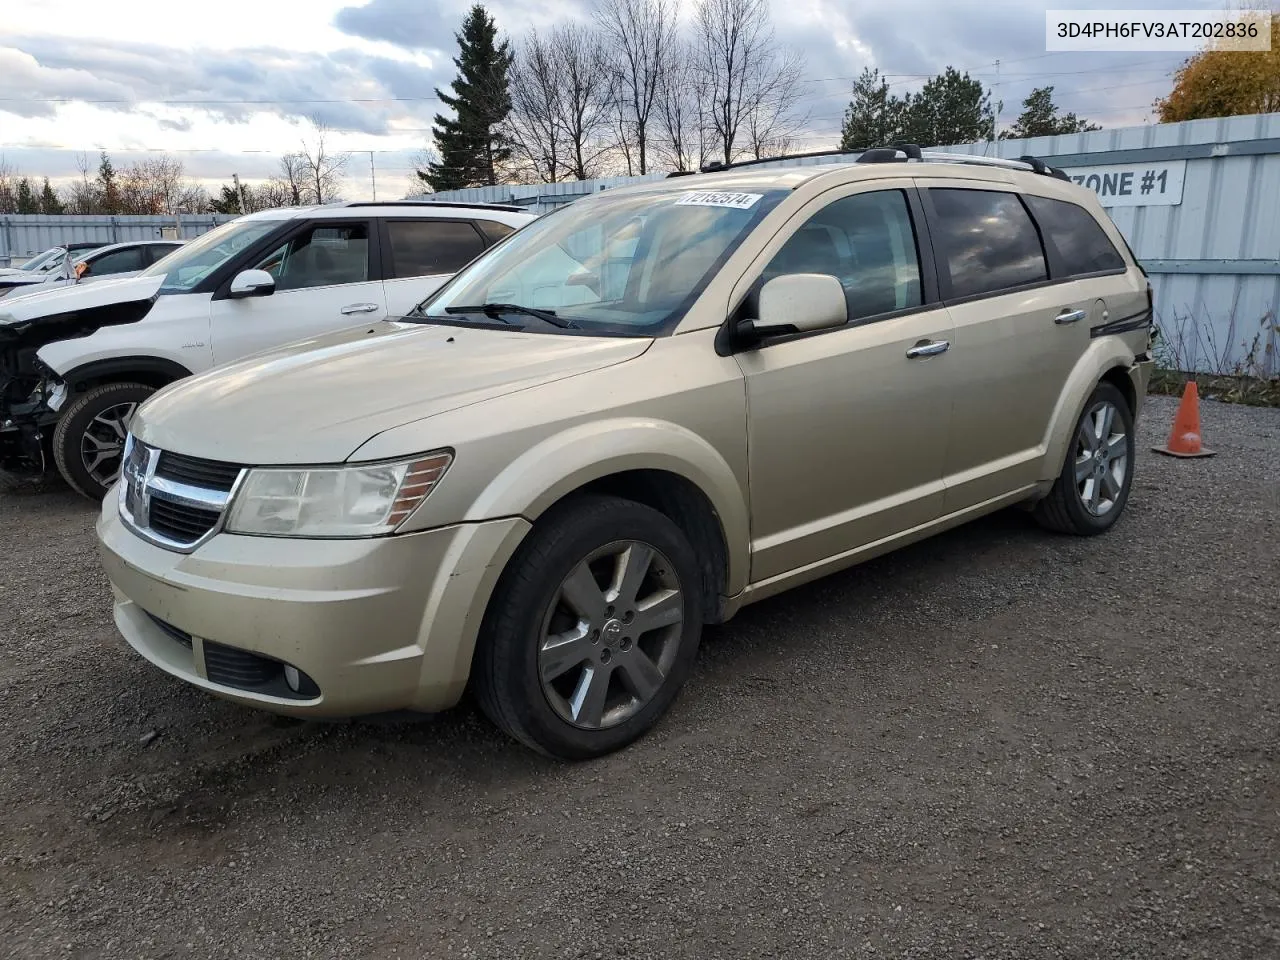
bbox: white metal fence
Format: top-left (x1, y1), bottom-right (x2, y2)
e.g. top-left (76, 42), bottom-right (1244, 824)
top-left (0, 214), bottom-right (235, 268)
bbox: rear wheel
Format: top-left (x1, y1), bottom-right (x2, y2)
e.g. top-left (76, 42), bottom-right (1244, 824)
top-left (52, 382), bottom-right (155, 501)
top-left (1034, 381), bottom-right (1134, 535)
top-left (472, 494), bottom-right (703, 760)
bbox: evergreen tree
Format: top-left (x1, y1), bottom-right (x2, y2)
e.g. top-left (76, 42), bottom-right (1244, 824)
top-left (839, 68), bottom-right (902, 152)
top-left (39, 177), bottom-right (63, 214)
top-left (1004, 86), bottom-right (1099, 139)
top-left (420, 4), bottom-right (513, 191)
top-left (899, 68), bottom-right (993, 146)
top-left (97, 151), bottom-right (119, 213)
top-left (14, 177), bottom-right (39, 214)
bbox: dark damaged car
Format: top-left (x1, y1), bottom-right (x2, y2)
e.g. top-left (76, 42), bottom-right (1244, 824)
top-left (0, 202), bottom-right (535, 499)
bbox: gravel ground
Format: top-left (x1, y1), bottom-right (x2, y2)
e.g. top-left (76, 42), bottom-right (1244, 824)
top-left (1, 394), bottom-right (1278, 960)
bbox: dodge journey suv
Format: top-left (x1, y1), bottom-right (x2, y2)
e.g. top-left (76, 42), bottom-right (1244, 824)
top-left (97, 147), bottom-right (1156, 759)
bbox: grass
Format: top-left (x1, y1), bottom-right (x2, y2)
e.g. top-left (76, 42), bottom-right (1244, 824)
top-left (1151, 309), bottom-right (1280, 408)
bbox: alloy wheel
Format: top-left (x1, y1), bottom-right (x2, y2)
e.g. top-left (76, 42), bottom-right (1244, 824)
top-left (537, 540), bottom-right (685, 730)
top-left (1074, 399), bottom-right (1128, 517)
top-left (80, 402), bottom-right (137, 488)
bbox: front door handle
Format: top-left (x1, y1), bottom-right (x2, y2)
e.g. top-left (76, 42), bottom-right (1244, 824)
top-left (1055, 308), bottom-right (1087, 325)
top-left (906, 339), bottom-right (950, 359)
top-left (341, 302), bottom-right (381, 315)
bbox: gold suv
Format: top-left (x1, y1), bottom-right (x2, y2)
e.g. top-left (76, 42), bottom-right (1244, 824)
top-left (97, 148), bottom-right (1156, 759)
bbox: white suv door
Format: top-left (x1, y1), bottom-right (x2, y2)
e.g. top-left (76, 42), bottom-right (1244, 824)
top-left (208, 219), bottom-right (387, 364)
top-left (379, 219), bottom-right (489, 318)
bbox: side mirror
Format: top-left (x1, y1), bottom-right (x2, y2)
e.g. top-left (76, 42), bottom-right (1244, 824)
top-left (743, 273), bottom-right (847, 340)
top-left (229, 269), bottom-right (276, 299)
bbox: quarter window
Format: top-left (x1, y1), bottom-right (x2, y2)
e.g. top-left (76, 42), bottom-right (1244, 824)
top-left (929, 189), bottom-right (1048, 299)
top-left (762, 190), bottom-right (923, 322)
top-left (385, 221), bottom-right (486, 279)
top-left (253, 223), bottom-right (370, 291)
top-left (1023, 195), bottom-right (1126, 276)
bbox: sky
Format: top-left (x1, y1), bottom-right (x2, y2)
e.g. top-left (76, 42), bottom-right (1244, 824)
top-left (0, 0), bottom-right (1202, 202)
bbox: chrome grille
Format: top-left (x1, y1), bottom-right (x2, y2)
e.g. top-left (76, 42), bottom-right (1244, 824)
top-left (119, 436), bottom-right (244, 552)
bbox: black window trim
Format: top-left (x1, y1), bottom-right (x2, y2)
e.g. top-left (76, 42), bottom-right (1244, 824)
top-left (719, 184), bottom-right (942, 355)
top-left (1020, 192), bottom-right (1130, 282)
top-left (376, 217), bottom-right (489, 283)
top-left (210, 217), bottom-right (380, 301)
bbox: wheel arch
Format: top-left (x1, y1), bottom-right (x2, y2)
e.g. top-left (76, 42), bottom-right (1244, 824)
top-left (1042, 341), bottom-right (1141, 483)
top-left (58, 355), bottom-right (193, 394)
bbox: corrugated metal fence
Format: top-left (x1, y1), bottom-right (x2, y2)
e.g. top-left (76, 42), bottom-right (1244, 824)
top-left (420, 112), bottom-right (1280, 375)
top-left (0, 214), bottom-right (235, 268)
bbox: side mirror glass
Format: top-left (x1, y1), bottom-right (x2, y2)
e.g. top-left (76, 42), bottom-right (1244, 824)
top-left (746, 273), bottom-right (847, 339)
top-left (229, 269), bottom-right (276, 299)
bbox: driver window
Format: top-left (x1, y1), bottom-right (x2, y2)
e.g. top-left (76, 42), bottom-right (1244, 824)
top-left (253, 223), bottom-right (370, 292)
top-left (762, 190), bottom-right (922, 323)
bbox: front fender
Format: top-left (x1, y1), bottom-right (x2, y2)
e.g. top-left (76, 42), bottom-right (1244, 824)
top-left (444, 417), bottom-right (751, 597)
top-left (1041, 339), bottom-right (1141, 484)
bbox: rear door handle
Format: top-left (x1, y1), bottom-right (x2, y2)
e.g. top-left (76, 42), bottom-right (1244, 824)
top-left (1055, 308), bottom-right (1087, 325)
top-left (906, 339), bottom-right (950, 359)
top-left (341, 302), bottom-right (381, 315)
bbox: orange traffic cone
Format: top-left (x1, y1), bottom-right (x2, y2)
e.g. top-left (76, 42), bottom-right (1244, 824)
top-left (1153, 381), bottom-right (1215, 458)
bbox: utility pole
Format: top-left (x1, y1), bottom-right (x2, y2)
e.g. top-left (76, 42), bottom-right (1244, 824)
top-left (232, 173), bottom-right (246, 214)
top-left (369, 151), bottom-right (377, 202)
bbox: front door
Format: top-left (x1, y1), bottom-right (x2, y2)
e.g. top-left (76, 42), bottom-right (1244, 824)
top-left (734, 184), bottom-right (956, 583)
top-left (209, 219), bottom-right (386, 365)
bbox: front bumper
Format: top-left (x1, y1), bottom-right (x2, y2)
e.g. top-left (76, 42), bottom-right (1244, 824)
top-left (97, 494), bottom-right (531, 717)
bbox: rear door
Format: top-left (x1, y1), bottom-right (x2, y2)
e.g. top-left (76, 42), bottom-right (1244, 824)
top-left (920, 183), bottom-right (1092, 511)
top-left (208, 219), bottom-right (386, 364)
top-left (378, 218), bottom-right (488, 317)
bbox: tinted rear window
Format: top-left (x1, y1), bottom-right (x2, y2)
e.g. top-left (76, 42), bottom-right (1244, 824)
top-left (1023, 195), bottom-right (1126, 276)
top-left (385, 220), bottom-right (486, 279)
top-left (929, 189), bottom-right (1048, 299)
top-left (476, 219), bottom-right (516, 244)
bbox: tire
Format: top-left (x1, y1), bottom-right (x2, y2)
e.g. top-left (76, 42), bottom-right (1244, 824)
top-left (472, 494), bottom-right (704, 760)
top-left (1034, 381), bottom-right (1135, 535)
top-left (52, 382), bottom-right (155, 501)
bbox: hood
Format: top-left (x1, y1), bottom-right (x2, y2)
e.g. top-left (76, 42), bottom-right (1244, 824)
top-left (0, 274), bottom-right (163, 326)
top-left (132, 321), bottom-right (652, 464)
top-left (0, 273), bottom-right (50, 291)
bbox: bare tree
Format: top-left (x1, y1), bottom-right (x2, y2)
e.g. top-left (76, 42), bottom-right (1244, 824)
top-left (506, 29), bottom-right (566, 183)
top-left (116, 156), bottom-right (207, 214)
top-left (555, 25), bottom-right (615, 181)
top-left (62, 152), bottom-right (100, 214)
top-left (298, 122), bottom-right (349, 204)
top-left (0, 158), bottom-right (15, 214)
top-left (693, 0), bottom-right (803, 165)
top-left (266, 152), bottom-right (310, 205)
top-left (655, 43), bottom-right (712, 172)
top-left (743, 47), bottom-right (806, 159)
top-left (594, 0), bottom-right (678, 176)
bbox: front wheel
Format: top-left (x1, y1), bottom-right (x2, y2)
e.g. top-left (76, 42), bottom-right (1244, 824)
top-left (52, 382), bottom-right (155, 501)
top-left (1034, 381), bottom-right (1135, 535)
top-left (472, 494), bottom-right (704, 760)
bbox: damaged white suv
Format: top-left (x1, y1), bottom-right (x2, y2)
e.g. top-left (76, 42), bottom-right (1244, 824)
top-left (0, 201), bottom-right (534, 499)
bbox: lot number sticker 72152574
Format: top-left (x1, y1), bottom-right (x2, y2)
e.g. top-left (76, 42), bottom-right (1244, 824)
top-left (675, 191), bottom-right (763, 209)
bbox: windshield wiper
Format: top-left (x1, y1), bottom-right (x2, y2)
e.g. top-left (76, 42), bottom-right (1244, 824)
top-left (445, 303), bottom-right (578, 329)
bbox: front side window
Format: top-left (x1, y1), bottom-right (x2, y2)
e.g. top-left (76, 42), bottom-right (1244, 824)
top-left (254, 223), bottom-right (370, 291)
top-left (139, 218), bottom-right (285, 293)
top-left (929, 189), bottom-right (1048, 299)
top-left (385, 220), bottom-right (485, 279)
top-left (1023, 195), bottom-right (1126, 277)
top-left (86, 247), bottom-right (145, 276)
top-left (419, 185), bottom-right (788, 336)
top-left (761, 190), bottom-right (923, 322)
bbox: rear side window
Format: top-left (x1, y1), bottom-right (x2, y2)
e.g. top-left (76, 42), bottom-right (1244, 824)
top-left (385, 220), bottom-right (486, 279)
top-left (929, 189), bottom-right (1047, 299)
top-left (1023, 195), bottom-right (1126, 276)
top-left (476, 219), bottom-right (516, 244)
top-left (86, 246), bottom-right (145, 275)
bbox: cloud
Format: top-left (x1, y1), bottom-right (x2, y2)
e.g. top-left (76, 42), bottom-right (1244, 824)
top-left (0, 34), bottom-right (454, 135)
top-left (333, 0), bottom-right (593, 49)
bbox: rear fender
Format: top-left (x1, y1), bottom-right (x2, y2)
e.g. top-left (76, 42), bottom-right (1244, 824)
top-left (1041, 339), bottom-right (1139, 484)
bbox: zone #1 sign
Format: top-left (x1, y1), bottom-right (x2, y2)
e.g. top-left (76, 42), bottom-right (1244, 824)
top-left (1060, 159), bottom-right (1186, 207)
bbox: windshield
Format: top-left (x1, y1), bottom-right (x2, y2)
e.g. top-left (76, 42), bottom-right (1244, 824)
top-left (17, 248), bottom-right (71, 273)
top-left (418, 184), bottom-right (788, 335)
top-left (138, 218), bottom-right (284, 293)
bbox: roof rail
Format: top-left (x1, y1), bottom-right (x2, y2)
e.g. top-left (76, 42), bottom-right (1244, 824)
top-left (698, 148), bottom-right (855, 174)
top-left (856, 145), bottom-right (1072, 181)
top-left (342, 200), bottom-right (530, 213)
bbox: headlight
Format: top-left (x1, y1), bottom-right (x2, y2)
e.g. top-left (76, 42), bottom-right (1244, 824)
top-left (225, 451), bottom-right (452, 538)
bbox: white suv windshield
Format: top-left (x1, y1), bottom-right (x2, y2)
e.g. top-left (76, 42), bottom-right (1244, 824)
top-left (138, 219), bottom-right (284, 293)
top-left (418, 185), bottom-right (787, 335)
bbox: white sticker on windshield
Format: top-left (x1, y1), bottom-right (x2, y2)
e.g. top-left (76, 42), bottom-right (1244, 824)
top-left (675, 191), bottom-right (763, 210)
